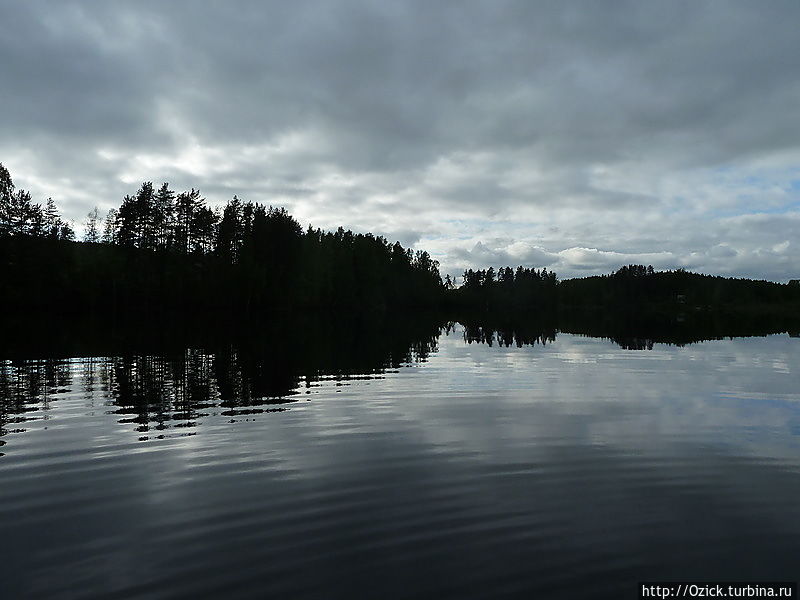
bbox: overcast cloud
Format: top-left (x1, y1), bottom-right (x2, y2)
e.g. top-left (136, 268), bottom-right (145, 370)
top-left (1, 0), bottom-right (799, 280)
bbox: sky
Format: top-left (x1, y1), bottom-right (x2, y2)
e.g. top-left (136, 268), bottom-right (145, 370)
top-left (1, 0), bottom-right (799, 282)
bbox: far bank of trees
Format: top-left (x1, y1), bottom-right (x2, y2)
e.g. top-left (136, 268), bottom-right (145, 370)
top-left (435, 257), bottom-right (800, 349)
top-left (450, 262), bottom-right (800, 316)
top-left (557, 264), bottom-right (800, 311)
top-left (448, 263), bottom-right (800, 341)
top-left (449, 266), bottom-right (558, 313)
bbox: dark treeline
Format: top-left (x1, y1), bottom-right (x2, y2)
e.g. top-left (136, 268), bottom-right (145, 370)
top-left (3, 162), bottom-right (799, 335)
top-left (449, 266), bottom-right (558, 314)
top-left (450, 263), bottom-right (800, 345)
top-left (450, 263), bottom-right (800, 316)
top-left (0, 164), bottom-right (442, 314)
top-left (558, 264), bottom-right (800, 313)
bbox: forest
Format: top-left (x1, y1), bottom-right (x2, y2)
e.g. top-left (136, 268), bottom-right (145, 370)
top-left (2, 162), bottom-right (799, 328)
top-left (0, 163), bottom-right (442, 315)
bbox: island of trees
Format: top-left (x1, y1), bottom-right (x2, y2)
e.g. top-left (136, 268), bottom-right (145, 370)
top-left (2, 162), bottom-right (798, 339)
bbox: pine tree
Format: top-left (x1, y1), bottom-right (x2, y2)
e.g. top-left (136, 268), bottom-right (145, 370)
top-left (8, 189), bottom-right (36, 235)
top-left (216, 196), bottom-right (243, 262)
top-left (174, 189), bottom-right (201, 253)
top-left (84, 207), bottom-right (100, 243)
top-left (192, 205), bottom-right (217, 254)
top-left (115, 195), bottom-right (139, 247)
top-left (59, 220), bottom-right (75, 241)
top-left (44, 198), bottom-right (60, 238)
top-left (135, 182), bottom-right (156, 249)
top-left (0, 163), bottom-right (15, 236)
top-left (102, 208), bottom-right (118, 244)
top-left (153, 183), bottom-right (175, 250)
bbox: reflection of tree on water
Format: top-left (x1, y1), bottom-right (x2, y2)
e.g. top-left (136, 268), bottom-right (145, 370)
top-left (460, 322), bottom-right (557, 348)
top-left (0, 314), bottom-right (443, 442)
top-left (215, 347), bottom-right (299, 412)
top-left (0, 358), bottom-right (70, 438)
top-left (5, 308), bottom-right (792, 445)
top-left (557, 308), bottom-right (800, 349)
top-left (110, 352), bottom-right (212, 436)
top-left (456, 307), bottom-right (800, 350)
top-left (452, 317), bottom-right (557, 348)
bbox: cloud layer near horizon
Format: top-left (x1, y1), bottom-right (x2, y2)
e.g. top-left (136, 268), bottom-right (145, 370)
top-left (2, 1), bottom-right (799, 280)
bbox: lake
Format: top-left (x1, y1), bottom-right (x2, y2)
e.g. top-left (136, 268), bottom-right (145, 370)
top-left (2, 320), bottom-right (799, 599)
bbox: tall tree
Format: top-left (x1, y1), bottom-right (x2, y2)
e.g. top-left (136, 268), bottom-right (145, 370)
top-left (153, 183), bottom-right (175, 250)
top-left (174, 189), bottom-right (202, 253)
top-left (59, 219), bottom-right (75, 241)
top-left (84, 207), bottom-right (100, 243)
top-left (7, 189), bottom-right (40, 235)
top-left (0, 163), bottom-right (14, 237)
top-left (116, 182), bottom-right (157, 249)
top-left (135, 182), bottom-right (157, 249)
top-left (216, 196), bottom-right (243, 262)
top-left (192, 205), bottom-right (217, 254)
top-left (102, 208), bottom-right (118, 244)
top-left (115, 194), bottom-right (139, 247)
top-left (44, 198), bottom-right (60, 238)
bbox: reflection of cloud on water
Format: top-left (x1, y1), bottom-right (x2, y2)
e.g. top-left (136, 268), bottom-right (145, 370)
top-left (328, 329), bottom-right (800, 470)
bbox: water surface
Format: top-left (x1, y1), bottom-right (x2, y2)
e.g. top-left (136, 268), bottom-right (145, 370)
top-left (2, 324), bottom-right (799, 599)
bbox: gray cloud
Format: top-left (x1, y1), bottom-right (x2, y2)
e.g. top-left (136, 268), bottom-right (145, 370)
top-left (2, 0), bottom-right (800, 280)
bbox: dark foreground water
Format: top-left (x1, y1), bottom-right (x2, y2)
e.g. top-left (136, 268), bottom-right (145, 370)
top-left (2, 322), bottom-right (799, 599)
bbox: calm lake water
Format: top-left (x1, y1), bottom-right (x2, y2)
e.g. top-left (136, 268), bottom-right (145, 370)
top-left (2, 322), bottom-right (799, 599)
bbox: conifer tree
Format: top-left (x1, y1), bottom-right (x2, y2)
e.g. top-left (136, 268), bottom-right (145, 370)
top-left (153, 183), bottom-right (175, 250)
top-left (0, 163), bottom-right (15, 237)
top-left (174, 189), bottom-right (201, 253)
top-left (102, 208), bottom-right (118, 244)
top-left (84, 207), bottom-right (100, 243)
